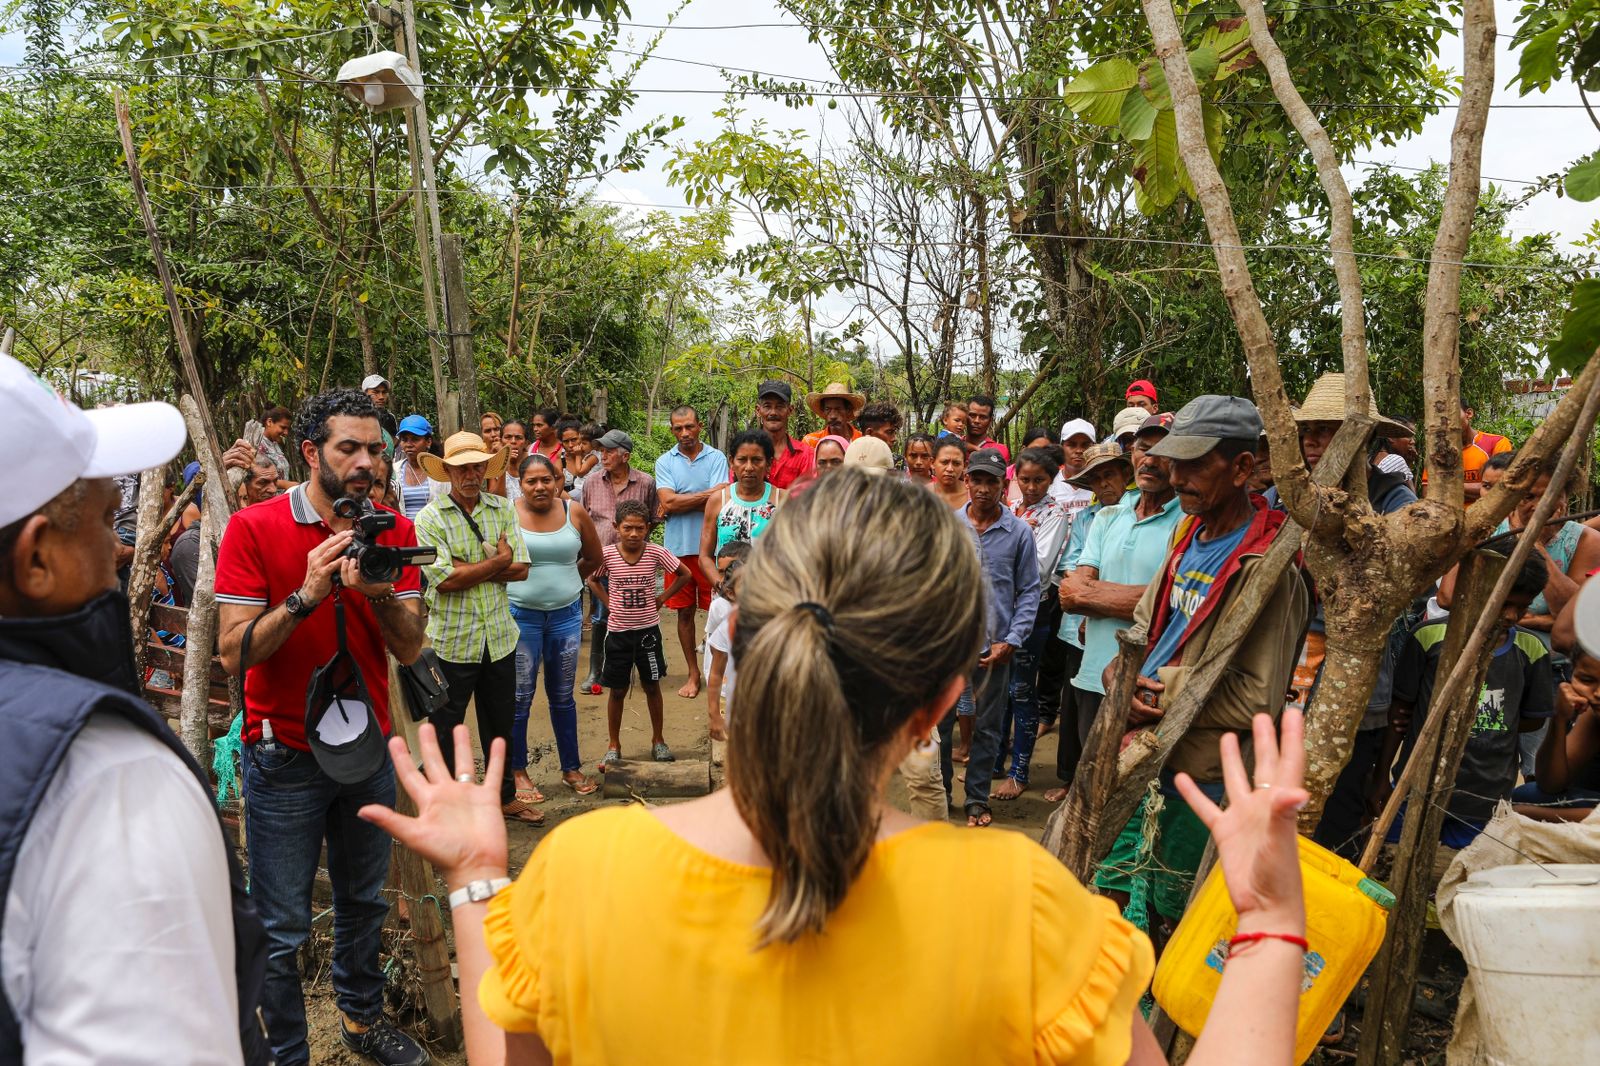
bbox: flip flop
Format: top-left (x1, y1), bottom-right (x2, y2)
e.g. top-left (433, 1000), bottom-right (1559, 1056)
top-left (564, 775), bottom-right (599, 796)
top-left (515, 785), bottom-right (545, 804)
top-left (964, 802), bottom-right (993, 828)
top-left (502, 799), bottom-right (546, 826)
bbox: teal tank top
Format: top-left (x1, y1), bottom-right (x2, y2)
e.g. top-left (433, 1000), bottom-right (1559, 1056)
top-left (715, 483), bottom-right (778, 550)
top-left (507, 503), bottom-right (584, 611)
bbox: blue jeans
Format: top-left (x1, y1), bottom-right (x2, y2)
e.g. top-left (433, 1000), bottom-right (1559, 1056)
top-left (511, 600), bottom-right (585, 773)
top-left (995, 597), bottom-right (1054, 784)
top-left (243, 739), bottom-right (395, 1066)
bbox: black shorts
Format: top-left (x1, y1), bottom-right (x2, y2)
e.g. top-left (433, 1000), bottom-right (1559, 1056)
top-left (602, 625), bottom-right (668, 690)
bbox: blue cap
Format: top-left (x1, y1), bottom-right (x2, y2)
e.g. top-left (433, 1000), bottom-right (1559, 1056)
top-left (182, 460), bottom-right (202, 483)
top-left (397, 414), bottom-right (432, 437)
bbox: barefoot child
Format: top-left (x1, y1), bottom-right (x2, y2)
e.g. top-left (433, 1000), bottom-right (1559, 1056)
top-left (705, 541), bottom-right (752, 741)
top-left (597, 500), bottom-right (692, 764)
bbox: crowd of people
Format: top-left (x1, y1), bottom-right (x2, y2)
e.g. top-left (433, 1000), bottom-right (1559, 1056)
top-left (7, 346), bottom-right (1600, 1066)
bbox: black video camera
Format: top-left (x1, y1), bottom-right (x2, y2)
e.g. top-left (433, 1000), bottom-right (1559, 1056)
top-left (332, 496), bottom-right (437, 584)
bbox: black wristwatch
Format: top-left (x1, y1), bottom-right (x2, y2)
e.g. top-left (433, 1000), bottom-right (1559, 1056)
top-left (284, 590), bottom-right (318, 618)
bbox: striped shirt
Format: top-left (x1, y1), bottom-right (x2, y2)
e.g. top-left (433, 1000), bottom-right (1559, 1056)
top-left (595, 543), bottom-right (679, 632)
top-left (415, 491), bottom-right (530, 663)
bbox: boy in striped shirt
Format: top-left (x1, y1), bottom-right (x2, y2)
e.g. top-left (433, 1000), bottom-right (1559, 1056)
top-left (599, 499), bottom-right (693, 764)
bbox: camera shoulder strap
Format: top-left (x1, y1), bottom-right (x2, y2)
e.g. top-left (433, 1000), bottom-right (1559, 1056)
top-left (332, 587), bottom-right (348, 657)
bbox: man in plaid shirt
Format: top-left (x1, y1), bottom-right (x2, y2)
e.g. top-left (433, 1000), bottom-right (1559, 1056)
top-left (414, 431), bottom-right (539, 824)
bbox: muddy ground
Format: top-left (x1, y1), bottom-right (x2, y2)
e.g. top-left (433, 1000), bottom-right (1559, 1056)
top-left (302, 619), bottom-right (1456, 1065)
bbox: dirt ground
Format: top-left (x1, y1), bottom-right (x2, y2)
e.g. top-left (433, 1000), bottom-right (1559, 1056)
top-left (303, 617), bottom-right (1454, 1065)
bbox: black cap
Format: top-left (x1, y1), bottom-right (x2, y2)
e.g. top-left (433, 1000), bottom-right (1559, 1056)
top-left (304, 656), bottom-right (389, 786)
top-left (966, 448), bottom-right (1007, 480)
top-left (1148, 395), bottom-right (1263, 461)
top-left (757, 379), bottom-right (793, 404)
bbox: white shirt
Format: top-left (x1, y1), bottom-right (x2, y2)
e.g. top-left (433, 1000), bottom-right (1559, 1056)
top-left (1048, 476), bottom-right (1094, 530)
top-left (2, 716), bottom-right (242, 1065)
top-left (703, 595), bottom-right (736, 716)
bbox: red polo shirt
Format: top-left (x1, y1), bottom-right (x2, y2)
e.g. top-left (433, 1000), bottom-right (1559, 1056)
top-left (214, 486), bottom-right (423, 749)
top-left (768, 435), bottom-right (815, 489)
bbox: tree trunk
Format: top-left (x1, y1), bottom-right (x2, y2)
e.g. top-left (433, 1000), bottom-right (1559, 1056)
top-left (127, 466), bottom-right (168, 683)
top-left (178, 503), bottom-right (219, 768)
top-left (440, 233), bottom-right (479, 434)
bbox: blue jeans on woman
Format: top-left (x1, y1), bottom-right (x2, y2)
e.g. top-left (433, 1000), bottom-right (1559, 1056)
top-left (511, 599), bottom-right (585, 773)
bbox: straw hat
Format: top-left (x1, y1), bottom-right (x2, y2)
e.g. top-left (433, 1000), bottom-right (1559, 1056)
top-left (806, 381), bottom-right (866, 419)
top-left (1294, 373), bottom-right (1409, 437)
top-left (1069, 441), bottom-right (1134, 488)
top-left (419, 431), bottom-right (509, 482)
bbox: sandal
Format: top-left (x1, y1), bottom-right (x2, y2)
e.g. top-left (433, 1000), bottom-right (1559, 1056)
top-left (502, 798), bottom-right (546, 826)
top-left (964, 802), bottom-right (993, 828)
top-left (599, 748), bottom-right (621, 770)
top-left (564, 773), bottom-right (599, 796)
top-left (652, 742), bottom-right (675, 763)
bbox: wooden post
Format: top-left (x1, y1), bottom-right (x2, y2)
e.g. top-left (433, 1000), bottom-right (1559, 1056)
top-left (600, 759), bottom-right (713, 800)
top-left (113, 91), bottom-right (232, 490)
top-left (440, 232), bottom-right (479, 432)
top-left (178, 503), bottom-right (220, 767)
top-left (369, 1), bottom-right (450, 430)
top-left (1356, 550), bottom-right (1506, 1066)
top-left (178, 396), bottom-right (236, 534)
top-left (592, 387), bottom-right (608, 426)
top-left (385, 661), bottom-right (463, 1050)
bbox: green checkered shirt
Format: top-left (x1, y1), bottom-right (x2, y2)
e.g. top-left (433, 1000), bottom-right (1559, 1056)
top-left (415, 491), bottom-right (530, 663)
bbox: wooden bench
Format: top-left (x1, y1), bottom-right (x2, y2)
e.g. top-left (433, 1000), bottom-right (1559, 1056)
top-left (141, 602), bottom-right (235, 738)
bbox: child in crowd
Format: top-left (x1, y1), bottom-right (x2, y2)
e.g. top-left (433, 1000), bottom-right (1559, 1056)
top-left (564, 421), bottom-right (600, 496)
top-left (704, 541), bottom-right (752, 742)
top-left (937, 403), bottom-right (968, 441)
top-left (596, 500), bottom-right (692, 764)
top-left (903, 432), bottom-right (936, 482)
top-left (1371, 554), bottom-right (1554, 848)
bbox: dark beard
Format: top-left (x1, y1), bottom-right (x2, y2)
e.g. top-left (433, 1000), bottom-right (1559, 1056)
top-left (317, 461), bottom-right (369, 503)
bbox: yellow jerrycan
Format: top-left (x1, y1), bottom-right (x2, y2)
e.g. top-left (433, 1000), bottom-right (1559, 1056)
top-left (1152, 834), bottom-right (1393, 1064)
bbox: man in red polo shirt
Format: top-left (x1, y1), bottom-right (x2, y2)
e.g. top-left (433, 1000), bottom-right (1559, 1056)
top-left (215, 389), bottom-right (429, 1066)
top-left (755, 379), bottom-right (815, 489)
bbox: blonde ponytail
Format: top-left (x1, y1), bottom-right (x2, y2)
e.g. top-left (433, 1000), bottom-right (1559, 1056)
top-left (727, 470), bottom-right (984, 947)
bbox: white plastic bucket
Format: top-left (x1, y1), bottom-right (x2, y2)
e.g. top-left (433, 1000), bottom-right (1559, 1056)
top-left (1447, 863), bottom-right (1600, 1065)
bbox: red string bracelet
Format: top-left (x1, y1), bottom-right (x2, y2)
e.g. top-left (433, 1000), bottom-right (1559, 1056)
top-left (1228, 931), bottom-right (1310, 954)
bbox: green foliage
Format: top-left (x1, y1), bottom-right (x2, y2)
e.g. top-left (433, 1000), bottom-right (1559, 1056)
top-left (1550, 279), bottom-right (1600, 372)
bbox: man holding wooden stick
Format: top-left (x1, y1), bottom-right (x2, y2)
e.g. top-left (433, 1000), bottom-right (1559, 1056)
top-left (0, 353), bottom-right (270, 1064)
top-left (1094, 395), bottom-right (1308, 941)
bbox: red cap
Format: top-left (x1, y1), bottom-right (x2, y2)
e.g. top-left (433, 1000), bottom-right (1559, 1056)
top-left (1126, 379), bottom-right (1158, 403)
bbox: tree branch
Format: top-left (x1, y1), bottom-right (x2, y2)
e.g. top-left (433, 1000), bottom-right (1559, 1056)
top-left (1421, 0), bottom-right (1496, 506)
top-left (1138, 0), bottom-right (1311, 525)
top-left (1238, 0), bottom-right (1370, 422)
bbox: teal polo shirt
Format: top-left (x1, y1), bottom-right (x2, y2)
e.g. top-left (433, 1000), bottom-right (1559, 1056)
top-left (1067, 494), bottom-right (1184, 695)
top-left (653, 443), bottom-right (729, 557)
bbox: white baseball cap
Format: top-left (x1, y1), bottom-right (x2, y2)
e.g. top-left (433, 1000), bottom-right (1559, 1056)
top-left (361, 373), bottom-right (388, 390)
top-left (1, 354), bottom-right (187, 527)
top-left (1059, 417), bottom-right (1096, 444)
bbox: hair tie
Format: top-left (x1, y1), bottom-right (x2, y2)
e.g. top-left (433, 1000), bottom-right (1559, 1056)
top-left (795, 601), bottom-right (835, 634)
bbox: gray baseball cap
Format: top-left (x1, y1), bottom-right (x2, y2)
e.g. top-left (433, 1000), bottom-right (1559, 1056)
top-left (1148, 395), bottom-right (1263, 461)
top-left (597, 429), bottom-right (634, 452)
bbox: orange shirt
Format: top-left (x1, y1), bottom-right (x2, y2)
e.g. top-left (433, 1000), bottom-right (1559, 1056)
top-left (801, 425), bottom-right (862, 451)
top-left (1462, 431), bottom-right (1512, 485)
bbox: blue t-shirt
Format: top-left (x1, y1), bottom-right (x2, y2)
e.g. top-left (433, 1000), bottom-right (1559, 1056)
top-left (1141, 521), bottom-right (1250, 677)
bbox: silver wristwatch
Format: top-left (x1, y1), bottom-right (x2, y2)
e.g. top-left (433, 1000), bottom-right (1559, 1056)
top-left (447, 877), bottom-right (512, 909)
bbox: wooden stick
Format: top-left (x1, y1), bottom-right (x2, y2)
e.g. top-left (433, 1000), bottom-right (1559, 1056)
top-left (1359, 366), bottom-right (1600, 870)
top-left (385, 660), bottom-right (463, 1050)
top-left (1355, 551), bottom-right (1505, 1066)
top-left (113, 91), bottom-right (233, 494)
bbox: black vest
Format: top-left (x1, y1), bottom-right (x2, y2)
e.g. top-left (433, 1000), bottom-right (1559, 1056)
top-left (0, 593), bottom-right (271, 1065)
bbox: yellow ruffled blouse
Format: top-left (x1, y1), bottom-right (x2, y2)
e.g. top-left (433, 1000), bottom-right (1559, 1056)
top-left (480, 805), bottom-right (1153, 1065)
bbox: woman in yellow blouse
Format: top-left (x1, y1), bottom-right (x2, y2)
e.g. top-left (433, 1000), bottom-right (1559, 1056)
top-left (362, 471), bottom-right (1311, 1066)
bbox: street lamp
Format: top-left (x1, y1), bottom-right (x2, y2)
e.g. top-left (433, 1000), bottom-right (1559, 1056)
top-left (335, 50), bottom-right (423, 112)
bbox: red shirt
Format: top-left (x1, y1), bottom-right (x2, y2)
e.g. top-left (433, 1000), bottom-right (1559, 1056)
top-left (214, 486), bottom-right (424, 749)
top-left (596, 543), bottom-right (680, 632)
top-left (768, 435), bottom-right (815, 489)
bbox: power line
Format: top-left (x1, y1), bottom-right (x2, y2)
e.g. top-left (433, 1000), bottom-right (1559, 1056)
top-left (0, 63), bottom-right (1588, 111)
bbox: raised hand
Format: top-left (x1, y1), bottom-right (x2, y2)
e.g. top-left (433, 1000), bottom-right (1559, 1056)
top-left (1173, 709), bottom-right (1308, 929)
top-left (359, 724), bottom-right (510, 890)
